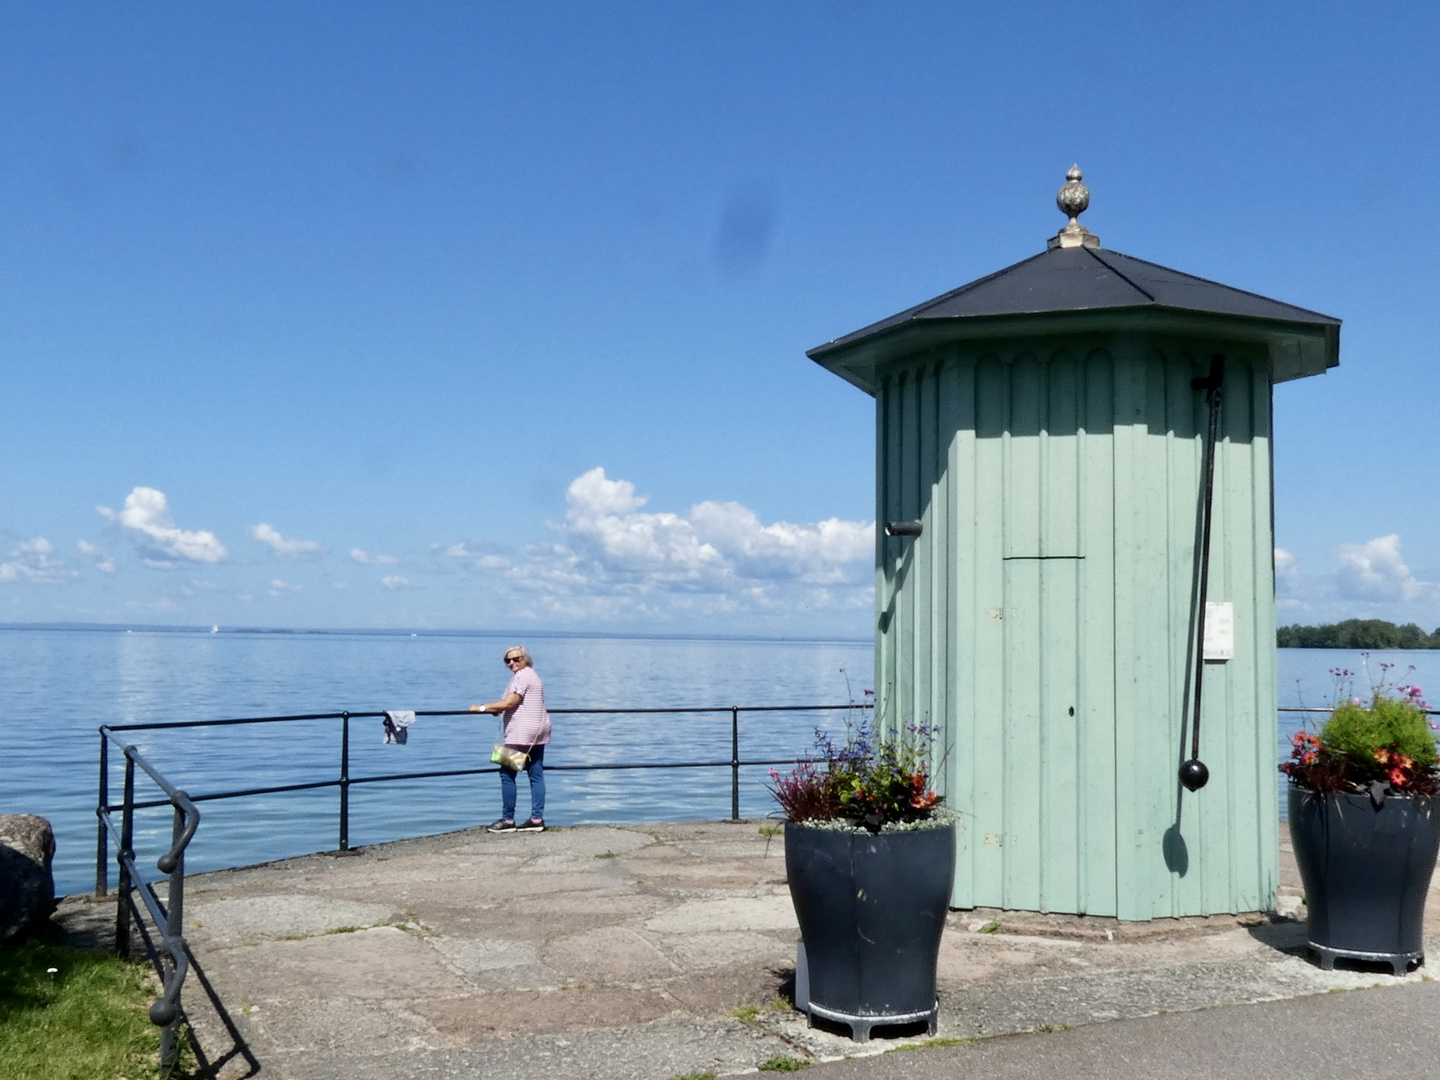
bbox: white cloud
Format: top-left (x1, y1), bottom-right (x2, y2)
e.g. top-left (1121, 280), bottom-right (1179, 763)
top-left (0, 537), bottom-right (77, 584)
top-left (455, 467), bottom-right (873, 623)
top-left (1334, 534), bottom-right (1437, 603)
top-left (76, 539), bottom-right (116, 573)
top-left (97, 487), bottom-right (228, 567)
top-left (443, 541), bottom-right (511, 570)
top-left (351, 548), bottom-right (397, 566)
top-left (381, 575), bottom-right (411, 590)
top-left (267, 578), bottom-right (302, 596)
top-left (333, 581), bottom-right (349, 590)
top-left (1275, 534), bottom-right (1440, 624)
top-left (249, 523), bottom-right (326, 562)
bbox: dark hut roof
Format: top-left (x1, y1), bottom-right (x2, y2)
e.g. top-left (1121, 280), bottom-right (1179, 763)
top-left (808, 244), bottom-right (1341, 393)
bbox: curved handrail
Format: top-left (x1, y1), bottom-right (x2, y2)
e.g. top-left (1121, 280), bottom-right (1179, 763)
top-left (147, 939), bottom-right (189, 1026)
top-left (97, 731), bottom-right (204, 1068)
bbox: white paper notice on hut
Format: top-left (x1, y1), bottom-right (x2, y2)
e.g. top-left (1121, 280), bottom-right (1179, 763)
top-left (1203, 601), bottom-right (1234, 661)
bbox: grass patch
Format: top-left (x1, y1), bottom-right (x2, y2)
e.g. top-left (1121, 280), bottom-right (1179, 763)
top-left (595, 851), bottom-right (618, 859)
top-left (758, 1056), bottom-right (809, 1071)
top-left (757, 824), bottom-right (784, 837)
top-left (667, 1072), bottom-right (717, 1080)
top-left (0, 928), bottom-right (176, 1080)
top-left (977, 920), bottom-right (1000, 934)
top-left (730, 995), bottom-right (792, 1022)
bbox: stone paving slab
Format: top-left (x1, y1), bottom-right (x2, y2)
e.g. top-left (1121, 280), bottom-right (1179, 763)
top-left (53, 820), bottom-right (1440, 1080)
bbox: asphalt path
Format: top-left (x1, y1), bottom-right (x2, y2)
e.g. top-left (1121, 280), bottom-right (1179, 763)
top-left (813, 981), bottom-right (1440, 1080)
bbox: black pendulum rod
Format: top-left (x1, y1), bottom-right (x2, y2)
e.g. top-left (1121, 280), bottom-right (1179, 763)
top-left (1181, 354), bottom-right (1225, 793)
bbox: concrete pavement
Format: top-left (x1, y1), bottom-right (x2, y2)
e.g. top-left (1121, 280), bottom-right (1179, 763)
top-left (808, 980), bottom-right (1440, 1080)
top-left (54, 820), bottom-right (1440, 1079)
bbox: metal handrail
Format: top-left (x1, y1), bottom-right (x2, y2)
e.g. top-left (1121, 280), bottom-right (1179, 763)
top-left (1279, 705), bottom-right (1440, 714)
top-left (96, 733), bottom-right (201, 1072)
top-left (95, 703), bottom-right (870, 853)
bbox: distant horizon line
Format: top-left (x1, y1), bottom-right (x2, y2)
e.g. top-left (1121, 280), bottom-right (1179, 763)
top-left (0, 620), bottom-right (871, 647)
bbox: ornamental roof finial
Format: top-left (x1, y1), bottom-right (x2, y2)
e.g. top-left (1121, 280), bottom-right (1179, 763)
top-left (1049, 164), bottom-right (1100, 250)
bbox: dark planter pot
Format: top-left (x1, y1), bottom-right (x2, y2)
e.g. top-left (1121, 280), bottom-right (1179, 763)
top-left (785, 822), bottom-right (955, 1041)
top-left (1288, 786), bottom-right (1440, 975)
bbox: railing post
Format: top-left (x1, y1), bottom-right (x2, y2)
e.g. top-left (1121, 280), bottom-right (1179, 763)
top-left (95, 733), bottom-right (109, 897)
top-left (731, 707), bottom-right (741, 822)
top-left (158, 799), bottom-right (187, 1071)
top-left (339, 711), bottom-right (350, 851)
top-left (115, 752), bottom-right (135, 958)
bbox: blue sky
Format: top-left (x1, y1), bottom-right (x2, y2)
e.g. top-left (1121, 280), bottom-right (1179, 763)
top-left (1, 2), bottom-right (1437, 635)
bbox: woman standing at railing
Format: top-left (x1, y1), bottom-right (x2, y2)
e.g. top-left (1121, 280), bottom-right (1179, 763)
top-left (470, 645), bottom-right (551, 833)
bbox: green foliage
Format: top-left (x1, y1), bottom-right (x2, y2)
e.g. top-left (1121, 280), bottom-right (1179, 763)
top-left (666, 1072), bottom-right (717, 1080)
top-left (1277, 620), bottom-right (1440, 650)
top-left (1322, 697), bottom-right (1438, 769)
top-left (1283, 660), bottom-right (1439, 794)
top-left (0, 929), bottom-right (176, 1080)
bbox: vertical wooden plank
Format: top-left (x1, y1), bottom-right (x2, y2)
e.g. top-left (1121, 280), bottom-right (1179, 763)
top-left (913, 365), bottom-right (935, 743)
top-left (1039, 350), bottom-right (1082, 912)
top-left (1005, 353), bottom-right (1043, 908)
top-left (971, 352), bottom-right (1008, 907)
top-left (1081, 347), bottom-right (1118, 916)
top-left (1142, 347), bottom-right (1184, 920)
top-left (1006, 353), bottom-right (1043, 558)
top-left (895, 369), bottom-right (920, 742)
top-left (1003, 555), bottom-right (1043, 908)
top-left (949, 354), bottom-right (980, 908)
top-left (930, 359), bottom-right (953, 793)
top-left (1250, 358), bottom-right (1281, 911)
top-left (1109, 338), bottom-right (1141, 919)
top-left (1039, 556), bottom-right (1081, 912)
top-left (878, 372), bottom-right (902, 745)
top-left (1043, 352), bottom-right (1081, 558)
top-left (1166, 349), bottom-right (1206, 918)
top-left (1215, 355), bottom-right (1252, 913)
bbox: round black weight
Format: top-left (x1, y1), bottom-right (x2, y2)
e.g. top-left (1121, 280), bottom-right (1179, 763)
top-left (1179, 758), bottom-right (1210, 791)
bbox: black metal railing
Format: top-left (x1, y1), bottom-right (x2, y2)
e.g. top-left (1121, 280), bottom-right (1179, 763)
top-left (95, 732), bottom-right (200, 1072)
top-left (93, 701), bottom-right (871, 1065)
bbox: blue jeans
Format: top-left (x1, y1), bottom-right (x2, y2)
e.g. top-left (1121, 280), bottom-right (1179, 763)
top-left (500, 743), bottom-right (545, 822)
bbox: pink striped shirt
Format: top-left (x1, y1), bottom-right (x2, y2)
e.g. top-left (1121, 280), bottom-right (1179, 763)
top-left (500, 666), bottom-right (551, 746)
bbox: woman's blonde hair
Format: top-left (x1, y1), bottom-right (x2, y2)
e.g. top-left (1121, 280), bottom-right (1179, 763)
top-left (504, 645), bottom-right (533, 667)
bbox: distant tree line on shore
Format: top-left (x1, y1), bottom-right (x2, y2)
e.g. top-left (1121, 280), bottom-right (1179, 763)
top-left (1277, 619), bottom-right (1440, 649)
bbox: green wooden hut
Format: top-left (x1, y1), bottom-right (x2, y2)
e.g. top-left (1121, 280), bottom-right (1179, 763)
top-left (808, 168), bottom-right (1340, 920)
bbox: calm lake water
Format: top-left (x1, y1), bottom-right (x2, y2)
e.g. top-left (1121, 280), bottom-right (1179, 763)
top-left (2, 627), bottom-right (874, 896)
top-left (4, 627), bottom-right (1438, 897)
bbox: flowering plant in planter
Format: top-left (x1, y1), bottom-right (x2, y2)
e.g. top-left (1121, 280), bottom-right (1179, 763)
top-left (1283, 659), bottom-right (1440, 975)
top-left (1281, 661), bottom-right (1439, 796)
top-left (773, 704), bottom-right (955, 1041)
top-left (769, 718), bottom-right (947, 833)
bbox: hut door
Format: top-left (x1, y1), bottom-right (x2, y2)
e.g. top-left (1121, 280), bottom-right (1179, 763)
top-left (1002, 555), bottom-right (1084, 913)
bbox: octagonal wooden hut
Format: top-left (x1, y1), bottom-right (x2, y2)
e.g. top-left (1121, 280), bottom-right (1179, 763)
top-left (808, 169), bottom-right (1340, 920)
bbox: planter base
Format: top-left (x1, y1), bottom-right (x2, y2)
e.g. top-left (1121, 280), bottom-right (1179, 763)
top-left (805, 999), bottom-right (938, 1044)
top-left (1309, 941), bottom-right (1421, 978)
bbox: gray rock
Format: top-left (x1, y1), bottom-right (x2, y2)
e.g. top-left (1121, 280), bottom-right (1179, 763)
top-left (0, 814), bottom-right (56, 941)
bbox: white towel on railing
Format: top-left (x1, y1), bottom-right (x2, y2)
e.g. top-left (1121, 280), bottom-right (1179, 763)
top-left (383, 710), bottom-right (416, 745)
